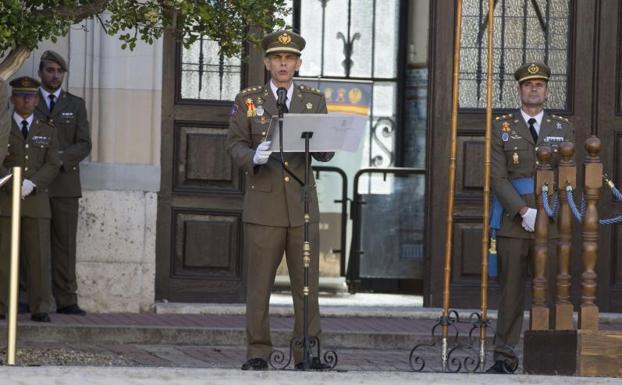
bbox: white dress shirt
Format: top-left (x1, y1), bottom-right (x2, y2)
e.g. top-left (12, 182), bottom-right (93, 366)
top-left (269, 80), bottom-right (294, 110)
top-left (39, 87), bottom-right (61, 111)
top-left (520, 109), bottom-right (544, 135)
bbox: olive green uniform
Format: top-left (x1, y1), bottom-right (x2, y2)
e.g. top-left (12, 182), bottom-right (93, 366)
top-left (490, 110), bottom-right (574, 362)
top-left (0, 117), bottom-right (60, 315)
top-left (226, 83), bottom-right (333, 362)
top-left (35, 90), bottom-right (91, 308)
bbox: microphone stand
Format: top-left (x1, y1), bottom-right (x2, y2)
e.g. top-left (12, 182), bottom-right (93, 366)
top-left (269, 89), bottom-right (337, 371)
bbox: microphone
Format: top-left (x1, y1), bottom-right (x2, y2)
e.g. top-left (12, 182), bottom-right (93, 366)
top-left (276, 87), bottom-right (287, 111)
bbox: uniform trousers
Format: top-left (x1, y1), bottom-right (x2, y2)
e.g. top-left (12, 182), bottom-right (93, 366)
top-left (244, 222), bottom-right (321, 363)
top-left (493, 236), bottom-right (557, 362)
top-left (0, 217), bottom-right (52, 314)
top-left (50, 197), bottom-right (79, 307)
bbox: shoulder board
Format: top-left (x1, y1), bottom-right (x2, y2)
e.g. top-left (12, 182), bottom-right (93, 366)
top-left (240, 86), bottom-right (263, 96)
top-left (60, 91), bottom-right (85, 103)
top-left (550, 114), bottom-right (569, 123)
top-left (495, 113), bottom-right (513, 121)
top-left (298, 84), bottom-right (322, 95)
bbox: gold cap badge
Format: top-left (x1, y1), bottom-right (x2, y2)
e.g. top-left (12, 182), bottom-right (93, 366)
top-left (514, 62), bottom-right (551, 83)
top-left (278, 33), bottom-right (292, 45)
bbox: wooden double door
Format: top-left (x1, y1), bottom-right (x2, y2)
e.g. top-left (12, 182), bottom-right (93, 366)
top-left (427, 0), bottom-right (622, 312)
top-left (155, 37), bottom-right (265, 303)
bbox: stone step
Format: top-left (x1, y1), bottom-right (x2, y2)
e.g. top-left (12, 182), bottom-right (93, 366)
top-left (0, 313), bottom-right (491, 350)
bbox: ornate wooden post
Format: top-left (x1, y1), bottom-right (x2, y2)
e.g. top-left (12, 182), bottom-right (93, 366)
top-left (531, 146), bottom-right (554, 330)
top-left (579, 136), bottom-right (602, 331)
top-left (555, 142), bottom-right (575, 330)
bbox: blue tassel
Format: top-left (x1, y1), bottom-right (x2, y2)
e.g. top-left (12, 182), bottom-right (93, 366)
top-left (488, 237), bottom-right (498, 278)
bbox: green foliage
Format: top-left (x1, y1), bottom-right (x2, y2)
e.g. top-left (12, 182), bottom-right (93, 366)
top-left (0, 0), bottom-right (290, 58)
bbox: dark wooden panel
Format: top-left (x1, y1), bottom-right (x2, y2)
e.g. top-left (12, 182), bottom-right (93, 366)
top-left (174, 123), bottom-right (242, 194)
top-left (524, 330), bottom-right (577, 375)
top-left (460, 139), bottom-right (484, 191)
top-left (173, 210), bottom-right (242, 279)
top-left (452, 221), bottom-right (483, 281)
top-left (184, 220), bottom-right (231, 269)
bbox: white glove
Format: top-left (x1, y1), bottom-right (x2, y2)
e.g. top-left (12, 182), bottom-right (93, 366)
top-left (21, 179), bottom-right (36, 198)
top-left (253, 141), bottom-right (272, 165)
top-left (520, 208), bottom-right (537, 232)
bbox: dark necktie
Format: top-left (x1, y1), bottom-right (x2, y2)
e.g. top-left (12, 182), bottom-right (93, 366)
top-left (283, 96), bottom-right (289, 113)
top-left (49, 94), bottom-right (56, 112)
top-left (528, 118), bottom-right (538, 143)
top-left (21, 120), bottom-right (28, 139)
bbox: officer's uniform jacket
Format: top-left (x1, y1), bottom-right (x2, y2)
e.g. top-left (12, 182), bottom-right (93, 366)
top-left (491, 110), bottom-right (574, 239)
top-left (0, 117), bottom-right (60, 218)
top-left (0, 79), bottom-right (9, 163)
top-left (35, 89), bottom-right (91, 198)
top-left (226, 83), bottom-right (334, 227)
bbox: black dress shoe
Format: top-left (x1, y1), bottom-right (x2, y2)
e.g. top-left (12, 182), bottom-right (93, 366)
top-left (295, 357), bottom-right (332, 370)
top-left (57, 304), bottom-right (86, 315)
top-left (486, 360), bottom-right (516, 374)
top-left (31, 313), bottom-right (51, 322)
top-left (241, 357), bottom-right (268, 370)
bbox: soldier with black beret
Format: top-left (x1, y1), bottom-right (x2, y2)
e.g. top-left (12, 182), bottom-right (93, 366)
top-left (487, 62), bottom-right (574, 373)
top-left (35, 50), bottom-right (92, 316)
top-left (0, 76), bottom-right (60, 322)
top-left (227, 30), bottom-right (333, 370)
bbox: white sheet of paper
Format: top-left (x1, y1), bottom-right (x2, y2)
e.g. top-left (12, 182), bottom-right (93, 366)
top-left (268, 113), bottom-right (367, 152)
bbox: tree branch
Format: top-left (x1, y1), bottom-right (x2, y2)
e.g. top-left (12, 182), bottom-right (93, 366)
top-left (34, 0), bottom-right (110, 22)
top-left (0, 47), bottom-right (32, 80)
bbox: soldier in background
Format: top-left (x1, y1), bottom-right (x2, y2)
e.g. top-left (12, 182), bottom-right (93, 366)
top-left (0, 78), bottom-right (10, 163)
top-left (487, 62), bottom-right (574, 373)
top-left (35, 50), bottom-right (91, 315)
top-left (227, 30), bottom-right (333, 370)
top-left (0, 76), bottom-right (60, 322)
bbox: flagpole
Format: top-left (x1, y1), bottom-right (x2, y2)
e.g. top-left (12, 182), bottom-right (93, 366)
top-left (441, 0), bottom-right (464, 372)
top-left (480, 0), bottom-right (495, 371)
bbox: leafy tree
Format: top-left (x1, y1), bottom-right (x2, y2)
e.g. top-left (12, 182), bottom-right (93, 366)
top-left (0, 0), bottom-right (289, 79)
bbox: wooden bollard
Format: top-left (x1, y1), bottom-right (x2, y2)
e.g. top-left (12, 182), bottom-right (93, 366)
top-left (531, 145), bottom-right (554, 330)
top-left (579, 136), bottom-right (602, 331)
top-left (555, 142), bottom-right (575, 330)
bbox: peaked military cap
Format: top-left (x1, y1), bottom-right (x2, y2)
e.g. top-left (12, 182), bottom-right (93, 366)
top-left (514, 62), bottom-right (550, 83)
top-left (9, 76), bottom-right (40, 95)
top-left (262, 30), bottom-right (306, 56)
top-left (40, 50), bottom-right (67, 72)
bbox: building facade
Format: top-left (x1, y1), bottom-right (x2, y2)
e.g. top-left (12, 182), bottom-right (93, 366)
top-left (9, 0), bottom-right (622, 312)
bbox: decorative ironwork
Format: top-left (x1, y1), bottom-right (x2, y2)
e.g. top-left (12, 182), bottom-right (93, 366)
top-left (269, 336), bottom-right (338, 370)
top-left (460, 0), bottom-right (571, 109)
top-left (370, 117), bottom-right (395, 167)
top-left (336, 0), bottom-right (360, 77)
top-left (297, 0), bottom-right (399, 168)
top-left (180, 35), bottom-right (241, 101)
top-left (409, 310), bottom-right (489, 373)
